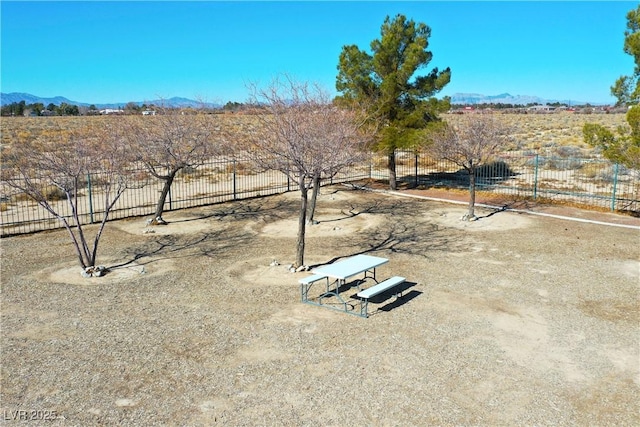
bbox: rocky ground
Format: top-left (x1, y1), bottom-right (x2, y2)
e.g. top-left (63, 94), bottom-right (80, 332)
top-left (1, 185), bottom-right (638, 426)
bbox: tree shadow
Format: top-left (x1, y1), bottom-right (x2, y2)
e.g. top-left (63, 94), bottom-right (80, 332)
top-left (308, 202), bottom-right (470, 269)
top-left (397, 160), bottom-right (519, 190)
top-left (476, 206), bottom-right (508, 219)
top-left (165, 198), bottom-right (295, 224)
top-left (109, 227), bottom-right (255, 270)
top-left (315, 200), bottom-right (398, 224)
top-left (110, 184), bottom-right (471, 275)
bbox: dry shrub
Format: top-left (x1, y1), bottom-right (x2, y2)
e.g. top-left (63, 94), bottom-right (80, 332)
top-left (372, 156), bottom-right (388, 168)
top-left (395, 152), bottom-right (415, 166)
top-left (44, 186), bottom-right (68, 201)
top-left (132, 171), bottom-right (151, 182)
top-left (476, 160), bottom-right (516, 178)
top-left (11, 186), bottom-right (85, 203)
top-left (179, 166), bottom-right (207, 183)
top-left (225, 162), bottom-right (258, 175)
top-left (12, 192), bottom-right (33, 203)
top-left (544, 156), bottom-right (584, 170)
top-left (580, 163), bottom-right (605, 179)
top-left (419, 157), bottom-right (439, 168)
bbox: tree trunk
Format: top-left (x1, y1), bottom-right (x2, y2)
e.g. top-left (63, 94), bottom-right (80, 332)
top-left (57, 185), bottom-right (92, 269)
top-left (307, 174), bottom-right (321, 225)
top-left (153, 169), bottom-right (179, 223)
top-left (296, 176), bottom-right (308, 268)
top-left (467, 166), bottom-right (477, 221)
top-left (63, 226), bottom-right (89, 270)
top-left (388, 151), bottom-right (397, 190)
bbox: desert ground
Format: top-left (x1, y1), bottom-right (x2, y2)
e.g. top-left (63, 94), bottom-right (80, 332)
top-left (0, 111), bottom-right (627, 151)
top-left (1, 185), bottom-right (639, 426)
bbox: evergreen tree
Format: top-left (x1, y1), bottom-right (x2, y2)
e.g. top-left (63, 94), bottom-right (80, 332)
top-left (611, 5), bottom-right (640, 106)
top-left (336, 14), bottom-right (451, 190)
top-left (584, 4), bottom-right (640, 168)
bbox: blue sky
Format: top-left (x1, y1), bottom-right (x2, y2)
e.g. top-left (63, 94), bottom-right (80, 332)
top-left (1, 1), bottom-right (636, 105)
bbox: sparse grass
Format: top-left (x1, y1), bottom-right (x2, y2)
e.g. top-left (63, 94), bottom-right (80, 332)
top-left (580, 163), bottom-right (604, 179)
top-left (179, 166), bottom-right (208, 183)
top-left (9, 186), bottom-right (78, 203)
top-left (418, 157), bottom-right (439, 168)
top-left (395, 151), bottom-right (415, 165)
top-left (2, 112), bottom-right (627, 158)
top-left (12, 192), bottom-right (33, 203)
top-left (443, 112), bottom-right (627, 156)
top-left (0, 115), bottom-right (115, 146)
top-left (44, 186), bottom-right (68, 201)
top-left (578, 163), bottom-right (617, 183)
top-left (372, 157), bottom-right (388, 168)
top-left (224, 161), bottom-right (259, 175)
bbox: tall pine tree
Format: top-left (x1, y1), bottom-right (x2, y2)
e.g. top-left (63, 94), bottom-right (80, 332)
top-left (336, 14), bottom-right (451, 190)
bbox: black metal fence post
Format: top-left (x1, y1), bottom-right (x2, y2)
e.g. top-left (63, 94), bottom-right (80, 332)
top-left (233, 159), bottom-right (237, 200)
top-left (87, 173), bottom-right (95, 224)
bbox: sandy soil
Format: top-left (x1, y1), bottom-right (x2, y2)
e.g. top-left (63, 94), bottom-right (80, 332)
top-left (1, 185), bottom-right (639, 426)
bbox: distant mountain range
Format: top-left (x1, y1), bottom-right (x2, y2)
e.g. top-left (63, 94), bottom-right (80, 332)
top-left (448, 92), bottom-right (601, 106)
top-left (0, 92), bottom-right (221, 109)
top-left (0, 91), bottom-right (607, 108)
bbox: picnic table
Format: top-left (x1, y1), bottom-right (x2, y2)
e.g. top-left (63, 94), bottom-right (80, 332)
top-left (299, 254), bottom-right (391, 316)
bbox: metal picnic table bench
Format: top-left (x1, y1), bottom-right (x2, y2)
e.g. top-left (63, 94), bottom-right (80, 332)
top-left (299, 254), bottom-right (405, 317)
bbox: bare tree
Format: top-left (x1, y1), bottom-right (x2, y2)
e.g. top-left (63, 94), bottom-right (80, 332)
top-left (303, 101), bottom-right (371, 225)
top-left (243, 76), bottom-right (370, 267)
top-left (1, 120), bottom-right (134, 276)
top-left (123, 109), bottom-right (223, 225)
top-left (426, 114), bottom-right (511, 221)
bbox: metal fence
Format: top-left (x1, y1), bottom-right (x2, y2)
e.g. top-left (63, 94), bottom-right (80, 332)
top-left (389, 150), bottom-right (639, 213)
top-left (0, 157), bottom-right (370, 236)
top-left (1, 151), bottom-right (638, 236)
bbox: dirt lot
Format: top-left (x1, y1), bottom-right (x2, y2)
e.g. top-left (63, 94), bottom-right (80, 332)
top-left (1, 185), bottom-right (639, 426)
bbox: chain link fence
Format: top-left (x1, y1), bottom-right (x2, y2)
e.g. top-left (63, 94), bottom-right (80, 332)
top-left (1, 151), bottom-right (638, 236)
